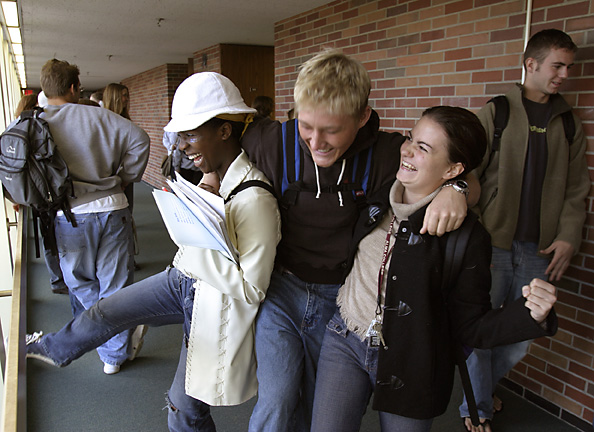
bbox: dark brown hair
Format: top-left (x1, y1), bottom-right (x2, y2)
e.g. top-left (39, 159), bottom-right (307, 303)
top-left (421, 106), bottom-right (487, 177)
top-left (524, 29), bottom-right (577, 67)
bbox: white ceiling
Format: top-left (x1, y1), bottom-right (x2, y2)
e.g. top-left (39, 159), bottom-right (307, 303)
top-left (19, 0), bottom-right (331, 91)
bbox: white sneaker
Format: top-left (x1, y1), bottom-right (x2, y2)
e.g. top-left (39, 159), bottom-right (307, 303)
top-left (128, 325), bottom-right (147, 361)
top-left (26, 331), bottom-right (61, 367)
top-left (103, 363), bottom-right (121, 375)
top-left (26, 331), bottom-right (44, 345)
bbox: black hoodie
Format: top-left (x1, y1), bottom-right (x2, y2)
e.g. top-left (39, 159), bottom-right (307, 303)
top-left (241, 110), bottom-right (405, 284)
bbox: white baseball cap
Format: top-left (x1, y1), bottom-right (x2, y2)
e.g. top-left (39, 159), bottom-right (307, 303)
top-left (37, 91), bottom-right (48, 108)
top-left (164, 72), bottom-right (256, 133)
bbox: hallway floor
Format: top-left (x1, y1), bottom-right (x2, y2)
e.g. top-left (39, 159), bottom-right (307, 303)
top-left (26, 182), bottom-right (579, 431)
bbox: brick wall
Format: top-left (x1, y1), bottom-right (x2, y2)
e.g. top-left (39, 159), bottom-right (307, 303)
top-left (122, 63), bottom-right (188, 190)
top-left (275, 0), bottom-right (593, 429)
top-left (192, 45), bottom-right (222, 74)
top-left (122, 47), bottom-right (219, 190)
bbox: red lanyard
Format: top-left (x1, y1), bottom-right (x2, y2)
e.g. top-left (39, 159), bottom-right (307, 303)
top-left (376, 214), bottom-right (396, 316)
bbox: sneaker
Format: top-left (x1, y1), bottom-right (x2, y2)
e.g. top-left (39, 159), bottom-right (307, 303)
top-left (128, 325), bottom-right (147, 361)
top-left (26, 332), bottom-right (60, 367)
top-left (103, 363), bottom-right (121, 375)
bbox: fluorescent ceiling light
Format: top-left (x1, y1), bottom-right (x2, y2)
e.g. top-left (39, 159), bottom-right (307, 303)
top-left (8, 26), bottom-right (21, 43)
top-left (15, 54), bottom-right (23, 62)
top-left (1, 1), bottom-right (18, 27)
top-left (12, 42), bottom-right (21, 54)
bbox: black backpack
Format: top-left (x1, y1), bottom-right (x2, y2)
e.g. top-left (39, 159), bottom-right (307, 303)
top-left (223, 180), bottom-right (275, 204)
top-left (441, 215), bottom-right (481, 427)
top-left (0, 107), bottom-right (76, 256)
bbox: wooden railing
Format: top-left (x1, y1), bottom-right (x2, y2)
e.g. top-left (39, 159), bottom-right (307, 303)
top-left (1, 204), bottom-right (27, 432)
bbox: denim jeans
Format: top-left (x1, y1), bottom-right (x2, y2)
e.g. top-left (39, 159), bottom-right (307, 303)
top-left (311, 311), bottom-right (433, 432)
top-left (248, 270), bottom-right (340, 432)
top-left (37, 267), bottom-right (215, 431)
top-left (55, 208), bottom-right (134, 366)
top-left (460, 241), bottom-right (549, 419)
top-left (42, 241), bottom-right (66, 292)
top-left (167, 343), bottom-right (216, 432)
top-left (42, 240), bottom-right (84, 317)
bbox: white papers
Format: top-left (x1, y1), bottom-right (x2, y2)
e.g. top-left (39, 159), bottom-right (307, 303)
top-left (152, 175), bottom-right (238, 263)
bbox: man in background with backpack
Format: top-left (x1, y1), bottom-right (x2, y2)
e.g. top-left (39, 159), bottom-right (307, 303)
top-left (37, 59), bottom-right (150, 375)
top-left (460, 29), bottom-right (589, 432)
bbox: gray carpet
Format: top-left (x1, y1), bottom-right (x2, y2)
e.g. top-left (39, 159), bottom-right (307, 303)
top-left (26, 182), bottom-right (578, 431)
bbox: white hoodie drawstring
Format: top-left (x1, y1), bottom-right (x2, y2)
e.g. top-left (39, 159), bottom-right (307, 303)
top-left (336, 159), bottom-right (346, 207)
top-left (314, 163), bottom-right (322, 199)
top-left (314, 159), bottom-right (346, 206)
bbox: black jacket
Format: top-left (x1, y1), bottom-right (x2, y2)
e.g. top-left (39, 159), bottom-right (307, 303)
top-left (347, 183), bottom-right (558, 419)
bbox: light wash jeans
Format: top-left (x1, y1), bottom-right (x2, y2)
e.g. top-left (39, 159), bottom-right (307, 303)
top-left (42, 240), bottom-right (66, 292)
top-left (248, 270), bottom-right (340, 432)
top-left (311, 311), bottom-right (433, 432)
top-left (34, 267), bottom-right (216, 432)
top-left (55, 208), bottom-right (134, 366)
top-left (460, 241), bottom-right (549, 419)
top-left (42, 239), bottom-right (84, 317)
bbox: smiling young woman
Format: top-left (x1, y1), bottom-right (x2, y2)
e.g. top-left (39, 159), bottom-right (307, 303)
top-left (310, 106), bottom-right (559, 432)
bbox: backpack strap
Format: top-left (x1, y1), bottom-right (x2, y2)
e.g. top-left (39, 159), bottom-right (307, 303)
top-left (281, 119), bottom-right (301, 195)
top-left (561, 110), bottom-right (575, 146)
top-left (224, 180), bottom-right (275, 204)
top-left (442, 214), bottom-right (480, 428)
top-left (489, 95), bottom-right (509, 153)
top-left (279, 119), bottom-right (301, 208)
top-left (350, 144), bottom-right (373, 207)
top-left (442, 216), bottom-right (476, 293)
top-left (30, 106), bottom-right (77, 227)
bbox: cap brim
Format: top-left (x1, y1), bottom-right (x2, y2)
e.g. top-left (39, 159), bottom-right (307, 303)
top-left (164, 106), bottom-right (257, 133)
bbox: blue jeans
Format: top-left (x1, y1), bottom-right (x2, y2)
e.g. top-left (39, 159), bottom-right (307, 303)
top-left (248, 270), bottom-right (340, 432)
top-left (460, 241), bottom-right (549, 419)
top-left (36, 267), bottom-right (215, 432)
top-left (42, 241), bottom-right (66, 292)
top-left (55, 208), bottom-right (134, 366)
top-left (42, 240), bottom-right (84, 317)
top-left (311, 311), bottom-right (433, 432)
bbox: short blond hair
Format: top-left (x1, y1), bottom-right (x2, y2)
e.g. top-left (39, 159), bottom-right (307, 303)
top-left (294, 50), bottom-right (370, 118)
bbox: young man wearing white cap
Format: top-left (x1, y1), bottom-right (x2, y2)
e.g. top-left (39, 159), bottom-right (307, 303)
top-left (26, 72), bottom-right (281, 432)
